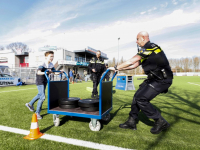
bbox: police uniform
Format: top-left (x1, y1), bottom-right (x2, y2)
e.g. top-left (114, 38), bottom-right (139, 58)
top-left (88, 57), bottom-right (106, 96)
top-left (129, 41), bottom-right (173, 120)
top-left (103, 65), bottom-right (110, 81)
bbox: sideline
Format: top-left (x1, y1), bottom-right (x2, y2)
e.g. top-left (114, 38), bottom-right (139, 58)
top-left (0, 125), bottom-right (134, 150)
top-left (188, 82), bottom-right (200, 86)
top-left (0, 88), bottom-right (36, 93)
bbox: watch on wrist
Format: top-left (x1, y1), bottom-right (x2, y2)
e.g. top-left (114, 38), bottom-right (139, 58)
top-left (114, 65), bottom-right (118, 70)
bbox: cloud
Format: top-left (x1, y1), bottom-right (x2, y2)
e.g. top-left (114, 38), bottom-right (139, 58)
top-left (8, 30), bottom-right (53, 43)
top-left (9, 8), bottom-right (200, 55)
top-left (141, 7), bottom-right (157, 15)
top-left (161, 2), bottom-right (168, 8)
top-left (172, 0), bottom-right (178, 5)
top-left (52, 23), bottom-right (60, 29)
top-left (148, 7), bottom-right (157, 13)
top-left (140, 11), bottom-right (146, 15)
top-left (1, 0), bottom-right (200, 61)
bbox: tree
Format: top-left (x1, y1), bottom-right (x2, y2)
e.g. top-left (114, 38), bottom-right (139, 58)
top-left (6, 42), bottom-right (30, 54)
top-left (0, 45), bottom-right (4, 50)
top-left (193, 56), bottom-right (200, 72)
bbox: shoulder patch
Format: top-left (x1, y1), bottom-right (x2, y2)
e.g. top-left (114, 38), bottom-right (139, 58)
top-left (138, 48), bottom-right (146, 54)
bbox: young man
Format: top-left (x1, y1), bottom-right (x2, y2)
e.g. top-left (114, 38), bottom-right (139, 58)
top-left (109, 31), bottom-right (173, 134)
top-left (25, 51), bottom-right (62, 119)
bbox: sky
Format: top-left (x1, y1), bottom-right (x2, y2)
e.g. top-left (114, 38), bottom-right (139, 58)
top-left (0, 0), bottom-right (200, 61)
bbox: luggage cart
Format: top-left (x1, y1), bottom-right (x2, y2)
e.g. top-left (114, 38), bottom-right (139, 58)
top-left (45, 69), bottom-right (117, 131)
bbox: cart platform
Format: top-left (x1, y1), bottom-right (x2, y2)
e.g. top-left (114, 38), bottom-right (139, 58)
top-left (45, 69), bottom-right (117, 131)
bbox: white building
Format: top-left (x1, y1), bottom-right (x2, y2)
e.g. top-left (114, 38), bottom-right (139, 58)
top-left (0, 46), bottom-right (108, 78)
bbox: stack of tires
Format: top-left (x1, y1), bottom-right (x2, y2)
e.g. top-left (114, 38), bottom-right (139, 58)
top-left (78, 99), bottom-right (99, 112)
top-left (58, 97), bottom-right (80, 109)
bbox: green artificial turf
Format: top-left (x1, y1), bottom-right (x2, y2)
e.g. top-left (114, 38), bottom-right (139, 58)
top-left (0, 76), bottom-right (200, 150)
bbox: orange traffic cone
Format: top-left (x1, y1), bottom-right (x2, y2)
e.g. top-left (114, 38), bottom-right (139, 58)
top-left (72, 81), bottom-right (74, 84)
top-left (24, 113), bottom-right (44, 140)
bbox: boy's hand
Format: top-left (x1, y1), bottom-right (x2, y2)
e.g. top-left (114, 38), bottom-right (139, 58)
top-left (60, 70), bottom-right (64, 73)
top-left (48, 69), bottom-right (53, 73)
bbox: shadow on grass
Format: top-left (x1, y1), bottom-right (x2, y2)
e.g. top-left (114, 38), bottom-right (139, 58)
top-left (59, 115), bottom-right (91, 126)
top-left (40, 125), bottom-right (54, 133)
top-left (41, 113), bottom-right (48, 118)
top-left (113, 103), bottom-right (155, 126)
top-left (144, 87), bottom-right (200, 149)
top-left (112, 90), bottom-right (116, 94)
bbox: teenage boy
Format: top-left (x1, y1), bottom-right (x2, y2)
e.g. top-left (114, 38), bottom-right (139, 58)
top-left (25, 51), bottom-right (62, 119)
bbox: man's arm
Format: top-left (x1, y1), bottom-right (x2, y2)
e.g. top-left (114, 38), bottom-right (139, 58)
top-left (109, 55), bottom-right (141, 71)
top-left (119, 61), bottom-right (140, 70)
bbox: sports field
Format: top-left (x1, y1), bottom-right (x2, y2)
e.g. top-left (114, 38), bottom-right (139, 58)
top-left (0, 76), bottom-right (200, 150)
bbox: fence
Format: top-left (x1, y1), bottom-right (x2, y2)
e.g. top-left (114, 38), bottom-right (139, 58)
top-left (173, 72), bottom-right (200, 76)
top-left (0, 67), bottom-right (62, 84)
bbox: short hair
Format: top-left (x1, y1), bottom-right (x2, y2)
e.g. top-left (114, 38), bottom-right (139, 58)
top-left (45, 51), bottom-right (54, 56)
top-left (97, 50), bottom-right (101, 53)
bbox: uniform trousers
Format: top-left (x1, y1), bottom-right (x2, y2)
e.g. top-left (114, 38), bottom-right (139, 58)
top-left (129, 79), bottom-right (172, 120)
top-left (92, 73), bottom-right (101, 95)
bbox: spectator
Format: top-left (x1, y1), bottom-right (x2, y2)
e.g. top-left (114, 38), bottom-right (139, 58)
top-left (50, 73), bottom-right (54, 81)
top-left (75, 72), bottom-right (80, 82)
top-left (69, 69), bottom-right (73, 82)
top-left (59, 72), bottom-right (62, 81)
top-left (84, 69), bottom-right (88, 81)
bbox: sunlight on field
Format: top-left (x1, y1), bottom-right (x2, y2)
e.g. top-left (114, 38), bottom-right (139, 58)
top-left (0, 76), bottom-right (200, 150)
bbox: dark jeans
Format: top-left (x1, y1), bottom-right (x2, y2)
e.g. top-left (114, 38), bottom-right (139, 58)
top-left (92, 73), bottom-right (101, 95)
top-left (103, 76), bottom-right (109, 81)
top-left (129, 79), bottom-right (172, 120)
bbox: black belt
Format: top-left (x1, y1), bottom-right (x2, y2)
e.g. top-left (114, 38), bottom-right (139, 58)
top-left (147, 69), bottom-right (173, 80)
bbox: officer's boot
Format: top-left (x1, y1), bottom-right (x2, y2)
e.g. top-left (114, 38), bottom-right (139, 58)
top-left (91, 94), bottom-right (95, 98)
top-left (95, 95), bottom-right (99, 99)
top-left (150, 116), bottom-right (170, 134)
top-left (119, 116), bottom-right (137, 130)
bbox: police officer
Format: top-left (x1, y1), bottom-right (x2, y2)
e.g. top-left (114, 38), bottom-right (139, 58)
top-left (103, 63), bottom-right (110, 81)
top-left (109, 31), bottom-right (173, 134)
top-left (88, 50), bottom-right (106, 99)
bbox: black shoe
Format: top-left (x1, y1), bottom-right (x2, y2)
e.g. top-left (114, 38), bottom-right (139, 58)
top-left (91, 94), bottom-right (95, 98)
top-left (150, 116), bottom-right (170, 134)
top-left (119, 116), bottom-right (137, 130)
top-left (95, 95), bottom-right (99, 99)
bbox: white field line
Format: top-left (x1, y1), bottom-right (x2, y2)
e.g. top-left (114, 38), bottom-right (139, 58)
top-left (188, 82), bottom-right (200, 86)
top-left (0, 125), bottom-right (134, 150)
top-left (0, 88), bottom-right (36, 93)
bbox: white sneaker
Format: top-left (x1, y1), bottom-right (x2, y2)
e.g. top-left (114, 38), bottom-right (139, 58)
top-left (36, 113), bottom-right (42, 119)
top-left (25, 103), bottom-right (34, 112)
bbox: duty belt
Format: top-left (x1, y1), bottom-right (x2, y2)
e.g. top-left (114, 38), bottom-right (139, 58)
top-left (147, 69), bottom-right (173, 80)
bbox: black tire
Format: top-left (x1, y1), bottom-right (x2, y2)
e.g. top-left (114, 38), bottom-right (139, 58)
top-left (81, 107), bottom-right (99, 112)
top-left (59, 104), bottom-right (78, 109)
top-left (59, 97), bottom-right (80, 105)
top-left (78, 99), bottom-right (99, 108)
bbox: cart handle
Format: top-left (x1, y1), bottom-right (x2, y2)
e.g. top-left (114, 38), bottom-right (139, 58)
top-left (100, 69), bottom-right (118, 83)
top-left (44, 70), bottom-right (69, 81)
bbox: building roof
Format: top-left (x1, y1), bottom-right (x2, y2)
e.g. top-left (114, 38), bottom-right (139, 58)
top-left (73, 50), bottom-right (108, 60)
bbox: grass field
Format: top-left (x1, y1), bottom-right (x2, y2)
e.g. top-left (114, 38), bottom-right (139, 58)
top-left (0, 76), bottom-right (200, 150)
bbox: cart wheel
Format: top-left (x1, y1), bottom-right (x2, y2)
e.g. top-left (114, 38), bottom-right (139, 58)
top-left (102, 113), bottom-right (111, 122)
top-left (53, 114), bottom-right (60, 127)
top-left (89, 120), bottom-right (101, 131)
